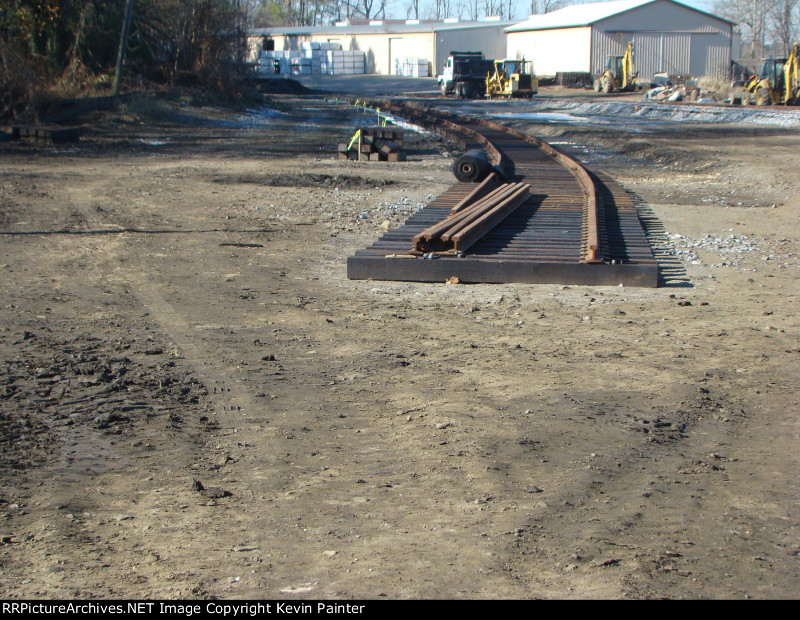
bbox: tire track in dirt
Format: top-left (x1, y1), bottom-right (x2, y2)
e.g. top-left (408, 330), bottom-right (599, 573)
top-left (110, 223), bottom-right (541, 598)
top-left (3, 96), bottom-right (798, 599)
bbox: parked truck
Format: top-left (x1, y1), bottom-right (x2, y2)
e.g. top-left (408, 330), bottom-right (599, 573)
top-left (438, 51), bottom-right (494, 98)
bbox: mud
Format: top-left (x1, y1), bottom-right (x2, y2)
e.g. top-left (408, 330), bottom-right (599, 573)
top-left (0, 96), bottom-right (797, 599)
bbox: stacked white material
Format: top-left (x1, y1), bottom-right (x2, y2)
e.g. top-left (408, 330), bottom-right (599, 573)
top-left (257, 50), bottom-right (291, 74)
top-left (300, 42), bottom-right (341, 51)
top-left (259, 43), bottom-right (366, 75)
top-left (326, 50), bottom-right (366, 75)
top-left (290, 56), bottom-right (312, 75)
top-left (259, 50), bottom-right (290, 58)
top-left (396, 58), bottom-right (429, 77)
top-left (295, 42), bottom-right (346, 74)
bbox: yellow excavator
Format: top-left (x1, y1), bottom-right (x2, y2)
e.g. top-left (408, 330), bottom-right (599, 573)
top-left (744, 42), bottom-right (799, 105)
top-left (485, 59), bottom-right (538, 98)
top-left (594, 42), bottom-right (638, 93)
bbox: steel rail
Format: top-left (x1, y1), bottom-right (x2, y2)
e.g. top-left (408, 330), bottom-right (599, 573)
top-left (365, 99), bottom-right (603, 264)
top-left (450, 172), bottom-right (500, 214)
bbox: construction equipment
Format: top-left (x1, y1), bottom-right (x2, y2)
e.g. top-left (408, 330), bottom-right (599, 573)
top-left (485, 59), bottom-right (538, 98)
top-left (594, 42), bottom-right (638, 93)
top-left (744, 43), bottom-right (800, 105)
top-left (438, 52), bottom-right (494, 98)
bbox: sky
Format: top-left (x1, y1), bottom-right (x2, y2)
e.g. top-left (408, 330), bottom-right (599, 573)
top-left (384, 0), bottom-right (718, 21)
top-left (659, 0), bottom-right (715, 14)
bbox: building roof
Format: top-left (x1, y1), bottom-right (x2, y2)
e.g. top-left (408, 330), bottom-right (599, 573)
top-left (250, 19), bottom-right (518, 37)
top-left (505, 0), bottom-right (734, 32)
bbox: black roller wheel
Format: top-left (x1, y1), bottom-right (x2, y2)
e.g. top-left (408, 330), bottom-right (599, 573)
top-left (452, 149), bottom-right (491, 182)
top-left (457, 159), bottom-right (478, 178)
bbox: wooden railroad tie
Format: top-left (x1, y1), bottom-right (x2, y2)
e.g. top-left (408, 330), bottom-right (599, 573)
top-left (1, 125), bottom-right (81, 144)
top-left (338, 126), bottom-right (406, 162)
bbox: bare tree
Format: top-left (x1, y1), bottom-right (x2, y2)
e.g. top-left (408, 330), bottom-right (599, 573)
top-left (429, 0), bottom-right (453, 19)
top-left (769, 0), bottom-right (799, 55)
top-left (713, 0), bottom-right (775, 58)
top-left (529, 0), bottom-right (571, 14)
top-left (504, 0), bottom-right (518, 19)
top-left (341, 0), bottom-right (387, 18)
top-left (482, 0), bottom-right (503, 17)
top-left (405, 0), bottom-right (422, 18)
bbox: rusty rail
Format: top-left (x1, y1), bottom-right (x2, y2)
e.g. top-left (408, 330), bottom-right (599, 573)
top-left (450, 172), bottom-right (500, 213)
top-left (357, 99), bottom-right (603, 264)
top-left (412, 182), bottom-right (530, 253)
top-left (448, 184), bottom-right (531, 253)
top-left (463, 115), bottom-right (602, 264)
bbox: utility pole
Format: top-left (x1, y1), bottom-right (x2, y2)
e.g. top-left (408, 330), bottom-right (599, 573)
top-left (112, 0), bottom-right (135, 96)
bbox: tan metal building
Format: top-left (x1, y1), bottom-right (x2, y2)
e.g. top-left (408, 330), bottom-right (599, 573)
top-left (248, 19), bottom-right (515, 77)
top-left (506, 0), bottom-right (736, 79)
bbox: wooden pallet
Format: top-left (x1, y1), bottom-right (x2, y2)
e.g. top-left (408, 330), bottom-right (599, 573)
top-left (1, 125), bottom-right (81, 144)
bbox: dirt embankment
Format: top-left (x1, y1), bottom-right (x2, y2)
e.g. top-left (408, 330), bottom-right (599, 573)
top-left (0, 96), bottom-right (798, 599)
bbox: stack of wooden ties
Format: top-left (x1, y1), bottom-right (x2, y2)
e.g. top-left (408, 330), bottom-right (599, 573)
top-left (338, 127), bottom-right (405, 162)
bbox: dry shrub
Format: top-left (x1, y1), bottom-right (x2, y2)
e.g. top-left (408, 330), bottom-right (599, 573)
top-left (0, 37), bottom-right (44, 122)
top-left (115, 93), bottom-right (178, 122)
top-left (697, 75), bottom-right (734, 99)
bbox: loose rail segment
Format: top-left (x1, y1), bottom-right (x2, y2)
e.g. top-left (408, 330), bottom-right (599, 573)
top-left (412, 182), bottom-right (530, 254)
top-left (347, 101), bottom-right (659, 287)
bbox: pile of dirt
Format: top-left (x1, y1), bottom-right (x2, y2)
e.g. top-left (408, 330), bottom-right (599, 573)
top-left (253, 78), bottom-right (317, 95)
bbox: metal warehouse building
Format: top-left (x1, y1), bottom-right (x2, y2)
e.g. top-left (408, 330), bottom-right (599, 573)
top-left (506, 0), bottom-right (736, 79)
top-left (248, 19), bottom-right (514, 77)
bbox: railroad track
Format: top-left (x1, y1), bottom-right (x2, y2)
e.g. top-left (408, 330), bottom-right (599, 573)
top-left (399, 92), bottom-right (800, 116)
top-left (347, 100), bottom-right (659, 287)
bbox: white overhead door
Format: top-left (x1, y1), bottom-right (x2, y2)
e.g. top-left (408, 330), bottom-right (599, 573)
top-left (389, 38), bottom-right (405, 75)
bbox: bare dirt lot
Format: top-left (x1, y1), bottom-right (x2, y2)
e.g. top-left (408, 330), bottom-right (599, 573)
top-left (1, 94), bottom-right (798, 599)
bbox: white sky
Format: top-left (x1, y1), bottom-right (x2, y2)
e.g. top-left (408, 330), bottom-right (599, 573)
top-left (383, 0), bottom-right (718, 21)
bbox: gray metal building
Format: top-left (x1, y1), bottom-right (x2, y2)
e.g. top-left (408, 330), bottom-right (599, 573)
top-left (506, 0), bottom-right (736, 79)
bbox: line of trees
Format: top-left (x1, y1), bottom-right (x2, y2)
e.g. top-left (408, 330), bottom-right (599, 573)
top-left (1, 0), bottom-right (250, 119)
top-left (713, 0), bottom-right (799, 57)
top-left (247, 0), bottom-right (527, 24)
top-left (247, 0), bottom-right (595, 25)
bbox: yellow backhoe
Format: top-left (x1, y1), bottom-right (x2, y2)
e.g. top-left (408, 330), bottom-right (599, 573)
top-left (744, 42), bottom-right (800, 105)
top-left (594, 42), bottom-right (638, 93)
top-left (485, 59), bottom-right (538, 98)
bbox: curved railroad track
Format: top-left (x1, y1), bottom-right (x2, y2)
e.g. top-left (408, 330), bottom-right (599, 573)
top-left (347, 99), bottom-right (660, 287)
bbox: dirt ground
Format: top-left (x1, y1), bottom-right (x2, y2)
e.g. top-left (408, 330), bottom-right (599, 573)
top-left (0, 94), bottom-right (798, 600)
